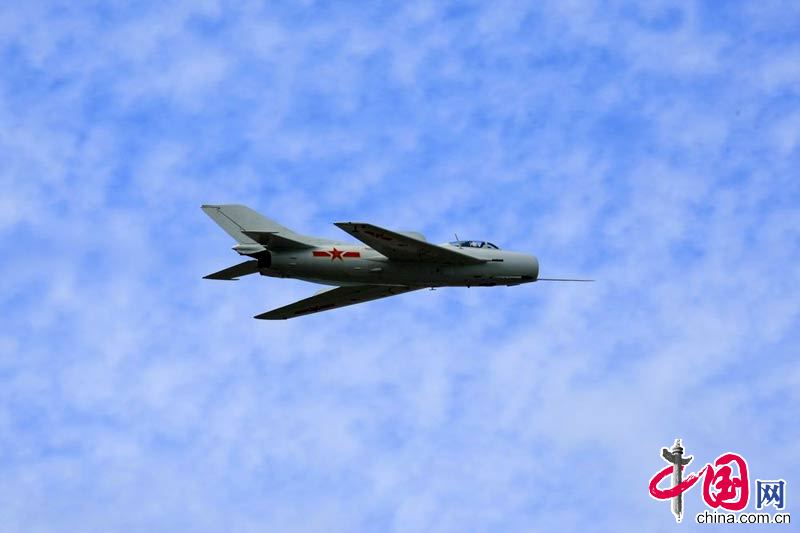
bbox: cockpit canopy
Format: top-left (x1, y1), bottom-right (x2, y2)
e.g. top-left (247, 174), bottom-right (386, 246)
top-left (449, 240), bottom-right (500, 249)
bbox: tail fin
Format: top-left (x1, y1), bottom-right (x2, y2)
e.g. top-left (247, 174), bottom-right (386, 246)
top-left (201, 204), bottom-right (314, 250)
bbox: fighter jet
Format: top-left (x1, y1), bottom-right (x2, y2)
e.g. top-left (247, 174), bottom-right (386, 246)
top-left (202, 204), bottom-right (591, 319)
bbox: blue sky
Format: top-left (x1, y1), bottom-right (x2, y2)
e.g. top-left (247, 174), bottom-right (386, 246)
top-left (1, 1), bottom-right (799, 531)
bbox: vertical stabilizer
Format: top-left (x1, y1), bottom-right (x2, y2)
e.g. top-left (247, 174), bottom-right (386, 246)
top-left (201, 204), bottom-right (335, 250)
top-left (201, 204), bottom-right (298, 243)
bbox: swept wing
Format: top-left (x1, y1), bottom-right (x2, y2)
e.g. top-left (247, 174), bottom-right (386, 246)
top-left (334, 222), bottom-right (485, 265)
top-left (255, 285), bottom-right (420, 320)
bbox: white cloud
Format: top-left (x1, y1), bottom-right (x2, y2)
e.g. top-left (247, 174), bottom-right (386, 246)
top-left (0, 1), bottom-right (798, 531)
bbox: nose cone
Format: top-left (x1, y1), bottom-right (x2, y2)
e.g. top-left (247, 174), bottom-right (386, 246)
top-left (505, 253), bottom-right (540, 283)
top-left (529, 255), bottom-right (539, 281)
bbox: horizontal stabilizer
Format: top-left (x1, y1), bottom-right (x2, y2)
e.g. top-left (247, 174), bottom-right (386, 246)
top-left (204, 260), bottom-right (259, 280)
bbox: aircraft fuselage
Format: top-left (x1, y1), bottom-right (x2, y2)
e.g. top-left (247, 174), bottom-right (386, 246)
top-left (260, 244), bottom-right (540, 287)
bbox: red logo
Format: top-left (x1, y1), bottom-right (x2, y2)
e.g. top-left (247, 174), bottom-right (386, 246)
top-left (650, 453), bottom-right (749, 510)
top-left (312, 248), bottom-right (361, 261)
top-left (649, 439), bottom-right (750, 522)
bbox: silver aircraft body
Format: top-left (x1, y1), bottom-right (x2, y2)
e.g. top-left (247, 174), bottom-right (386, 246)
top-left (202, 204), bottom-right (589, 319)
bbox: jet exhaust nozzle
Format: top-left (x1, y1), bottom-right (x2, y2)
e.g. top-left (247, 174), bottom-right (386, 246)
top-left (255, 250), bottom-right (272, 269)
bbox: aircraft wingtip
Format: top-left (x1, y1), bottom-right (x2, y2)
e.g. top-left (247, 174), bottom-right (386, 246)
top-left (253, 313), bottom-right (285, 320)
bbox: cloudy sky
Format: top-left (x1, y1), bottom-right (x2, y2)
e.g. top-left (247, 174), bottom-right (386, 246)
top-left (1, 1), bottom-right (798, 531)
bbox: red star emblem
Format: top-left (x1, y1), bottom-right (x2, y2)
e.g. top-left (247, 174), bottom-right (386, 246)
top-left (312, 248), bottom-right (360, 260)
